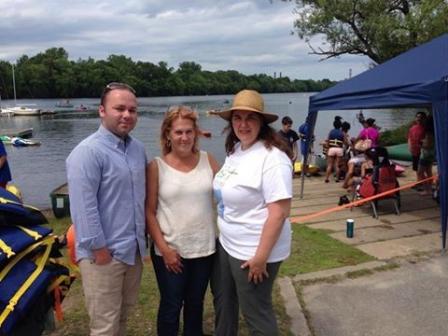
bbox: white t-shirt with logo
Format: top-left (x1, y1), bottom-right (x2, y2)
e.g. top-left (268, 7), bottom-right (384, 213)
top-left (213, 141), bottom-right (292, 262)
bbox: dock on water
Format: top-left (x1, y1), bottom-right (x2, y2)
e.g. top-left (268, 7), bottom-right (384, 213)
top-left (0, 128), bottom-right (33, 138)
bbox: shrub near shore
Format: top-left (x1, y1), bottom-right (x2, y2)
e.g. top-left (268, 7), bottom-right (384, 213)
top-left (380, 121), bottom-right (411, 146)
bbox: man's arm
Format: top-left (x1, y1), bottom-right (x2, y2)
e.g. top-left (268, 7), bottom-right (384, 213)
top-left (66, 146), bottom-right (109, 263)
top-left (0, 155), bottom-right (6, 169)
top-left (0, 142), bottom-right (8, 169)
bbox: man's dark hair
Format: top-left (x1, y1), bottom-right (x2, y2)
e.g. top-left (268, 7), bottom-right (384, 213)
top-left (100, 82), bottom-right (136, 106)
top-left (281, 116), bottom-right (293, 125)
top-left (416, 111), bottom-right (427, 119)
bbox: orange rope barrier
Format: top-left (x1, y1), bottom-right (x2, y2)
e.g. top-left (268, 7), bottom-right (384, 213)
top-left (291, 175), bottom-right (437, 223)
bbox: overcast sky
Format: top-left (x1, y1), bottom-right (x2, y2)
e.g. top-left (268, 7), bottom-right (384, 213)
top-left (0, 0), bottom-right (371, 80)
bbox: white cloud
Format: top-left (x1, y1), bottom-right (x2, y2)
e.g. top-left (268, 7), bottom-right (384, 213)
top-left (0, 0), bottom-right (370, 80)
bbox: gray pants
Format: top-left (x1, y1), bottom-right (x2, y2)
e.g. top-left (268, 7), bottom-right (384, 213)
top-left (211, 241), bottom-right (281, 336)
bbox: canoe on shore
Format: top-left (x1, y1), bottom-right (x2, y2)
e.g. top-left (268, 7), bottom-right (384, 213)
top-left (386, 143), bottom-right (412, 162)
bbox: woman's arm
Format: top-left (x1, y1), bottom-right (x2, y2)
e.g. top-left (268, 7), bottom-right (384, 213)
top-left (146, 160), bottom-right (183, 273)
top-left (241, 198), bottom-right (291, 284)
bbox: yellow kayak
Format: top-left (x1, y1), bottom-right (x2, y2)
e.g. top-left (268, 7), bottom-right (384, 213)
top-left (294, 162), bottom-right (320, 175)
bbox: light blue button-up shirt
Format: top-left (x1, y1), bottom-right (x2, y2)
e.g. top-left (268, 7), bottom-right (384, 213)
top-left (66, 125), bottom-right (147, 265)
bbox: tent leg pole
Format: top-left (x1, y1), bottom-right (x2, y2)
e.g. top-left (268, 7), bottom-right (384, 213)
top-left (300, 156), bottom-right (307, 199)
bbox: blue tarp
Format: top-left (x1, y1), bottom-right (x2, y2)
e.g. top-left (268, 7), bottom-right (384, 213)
top-left (304, 33), bottom-right (448, 248)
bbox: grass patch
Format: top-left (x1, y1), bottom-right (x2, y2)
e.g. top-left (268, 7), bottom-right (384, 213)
top-left (281, 225), bottom-right (375, 276)
top-left (45, 217), bottom-right (292, 335)
top-left (44, 217), bottom-right (374, 335)
top-left (47, 216), bottom-right (72, 236)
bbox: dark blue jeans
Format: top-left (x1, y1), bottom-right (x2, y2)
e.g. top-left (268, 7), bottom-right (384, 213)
top-left (151, 246), bottom-right (213, 336)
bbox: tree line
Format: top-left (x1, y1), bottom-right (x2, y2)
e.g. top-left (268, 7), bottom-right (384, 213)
top-left (0, 48), bottom-right (335, 99)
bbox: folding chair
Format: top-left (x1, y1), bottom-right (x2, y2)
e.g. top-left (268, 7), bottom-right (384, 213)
top-left (357, 147), bottom-right (401, 219)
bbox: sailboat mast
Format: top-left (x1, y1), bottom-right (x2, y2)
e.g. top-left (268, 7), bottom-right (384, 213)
top-left (12, 63), bottom-right (17, 106)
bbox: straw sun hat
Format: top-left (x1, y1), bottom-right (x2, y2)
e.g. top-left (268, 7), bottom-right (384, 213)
top-left (215, 90), bottom-right (278, 124)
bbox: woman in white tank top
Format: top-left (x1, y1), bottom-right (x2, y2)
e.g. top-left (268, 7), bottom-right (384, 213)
top-left (146, 105), bottom-right (219, 336)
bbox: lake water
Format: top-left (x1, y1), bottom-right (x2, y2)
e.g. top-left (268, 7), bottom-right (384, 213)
top-left (0, 93), bottom-right (416, 209)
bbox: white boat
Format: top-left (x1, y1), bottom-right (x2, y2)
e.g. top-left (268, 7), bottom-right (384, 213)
top-left (10, 106), bottom-right (41, 116)
top-left (0, 93), bottom-right (15, 116)
top-left (0, 108), bottom-right (15, 117)
top-left (9, 64), bottom-right (42, 116)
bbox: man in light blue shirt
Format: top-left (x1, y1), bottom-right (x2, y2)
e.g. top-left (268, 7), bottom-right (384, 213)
top-left (66, 82), bottom-right (147, 336)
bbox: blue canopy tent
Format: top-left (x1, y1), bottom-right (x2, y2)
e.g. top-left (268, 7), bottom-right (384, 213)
top-left (302, 33), bottom-right (448, 249)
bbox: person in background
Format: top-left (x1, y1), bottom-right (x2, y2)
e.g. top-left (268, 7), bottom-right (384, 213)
top-left (146, 105), bottom-right (219, 336)
top-left (339, 121), bottom-right (352, 180)
top-left (334, 115), bottom-right (342, 124)
top-left (345, 148), bottom-right (376, 193)
top-left (66, 82), bottom-right (147, 336)
top-left (298, 116), bottom-right (314, 176)
top-left (356, 117), bottom-right (380, 148)
top-left (212, 89), bottom-right (292, 336)
top-left (324, 117), bottom-right (344, 183)
top-left (0, 139), bottom-right (12, 188)
top-left (278, 116), bottom-right (299, 167)
top-left (341, 121), bottom-right (352, 152)
top-left (408, 111), bottom-right (427, 181)
top-left (342, 148), bottom-right (365, 190)
top-left (417, 116), bottom-right (435, 195)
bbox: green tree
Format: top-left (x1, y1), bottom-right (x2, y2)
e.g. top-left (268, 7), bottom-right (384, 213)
top-left (73, 58), bottom-right (105, 98)
top-left (177, 61), bottom-right (202, 79)
top-left (288, 0), bottom-right (448, 63)
top-left (0, 61), bottom-right (13, 99)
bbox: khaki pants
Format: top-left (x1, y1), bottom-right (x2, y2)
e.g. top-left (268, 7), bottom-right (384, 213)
top-left (79, 256), bottom-right (143, 336)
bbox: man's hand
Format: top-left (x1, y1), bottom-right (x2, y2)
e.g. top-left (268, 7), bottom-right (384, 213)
top-left (92, 247), bottom-right (112, 265)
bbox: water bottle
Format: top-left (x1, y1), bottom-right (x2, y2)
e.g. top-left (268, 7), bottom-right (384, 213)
top-left (346, 219), bottom-right (354, 238)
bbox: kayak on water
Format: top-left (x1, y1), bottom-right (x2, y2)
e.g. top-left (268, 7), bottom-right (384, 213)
top-left (0, 135), bottom-right (41, 146)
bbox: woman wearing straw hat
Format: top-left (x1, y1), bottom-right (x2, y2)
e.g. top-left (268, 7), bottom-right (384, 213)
top-left (212, 90), bottom-right (293, 335)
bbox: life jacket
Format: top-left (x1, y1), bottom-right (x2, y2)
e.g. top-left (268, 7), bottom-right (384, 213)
top-left (328, 139), bottom-right (344, 148)
top-left (0, 188), bottom-right (75, 335)
top-left (0, 188), bottom-right (47, 227)
top-left (0, 225), bottom-right (52, 267)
